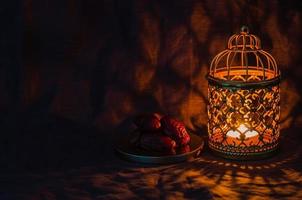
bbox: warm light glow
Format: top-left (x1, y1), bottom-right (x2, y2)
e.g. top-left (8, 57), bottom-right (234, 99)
top-left (226, 130), bottom-right (240, 138)
top-left (226, 124), bottom-right (258, 138)
top-left (207, 26), bottom-right (281, 159)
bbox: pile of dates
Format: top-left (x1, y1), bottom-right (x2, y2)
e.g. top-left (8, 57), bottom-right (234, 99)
top-left (132, 113), bottom-right (191, 154)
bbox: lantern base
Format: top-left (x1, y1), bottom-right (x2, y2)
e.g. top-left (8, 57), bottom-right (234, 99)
top-left (209, 145), bottom-right (279, 161)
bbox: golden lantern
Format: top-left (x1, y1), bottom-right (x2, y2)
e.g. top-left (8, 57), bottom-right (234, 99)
top-left (207, 26), bottom-right (281, 160)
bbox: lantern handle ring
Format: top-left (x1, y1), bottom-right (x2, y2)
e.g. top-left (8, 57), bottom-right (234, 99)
top-left (241, 26), bottom-right (249, 34)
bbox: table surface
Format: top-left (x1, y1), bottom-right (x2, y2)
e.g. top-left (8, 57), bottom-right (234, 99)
top-left (1, 127), bottom-right (302, 200)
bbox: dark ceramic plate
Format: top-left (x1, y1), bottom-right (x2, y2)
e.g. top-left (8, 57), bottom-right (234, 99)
top-left (115, 131), bottom-right (204, 164)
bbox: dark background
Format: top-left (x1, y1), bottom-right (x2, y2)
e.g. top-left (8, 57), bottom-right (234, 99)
top-left (0, 0), bottom-right (302, 170)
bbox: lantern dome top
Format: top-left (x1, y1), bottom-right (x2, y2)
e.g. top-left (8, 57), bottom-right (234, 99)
top-left (227, 26), bottom-right (261, 50)
top-left (209, 26), bottom-right (280, 86)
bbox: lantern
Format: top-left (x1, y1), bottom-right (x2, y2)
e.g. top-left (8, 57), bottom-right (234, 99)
top-left (207, 26), bottom-right (281, 160)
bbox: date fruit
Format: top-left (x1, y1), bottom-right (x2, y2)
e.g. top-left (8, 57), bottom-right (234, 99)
top-left (161, 116), bottom-right (190, 146)
top-left (140, 133), bottom-right (176, 152)
top-left (133, 114), bottom-right (161, 132)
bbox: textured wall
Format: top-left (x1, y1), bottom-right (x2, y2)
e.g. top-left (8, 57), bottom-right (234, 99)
top-left (2, 0), bottom-right (302, 134)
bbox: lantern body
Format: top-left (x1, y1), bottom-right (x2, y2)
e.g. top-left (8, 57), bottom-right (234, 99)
top-left (207, 27), bottom-right (281, 160)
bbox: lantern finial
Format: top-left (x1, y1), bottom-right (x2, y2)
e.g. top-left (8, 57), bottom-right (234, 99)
top-left (240, 25), bottom-right (249, 34)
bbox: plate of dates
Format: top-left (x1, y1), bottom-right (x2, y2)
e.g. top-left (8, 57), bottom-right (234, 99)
top-left (115, 114), bottom-right (204, 164)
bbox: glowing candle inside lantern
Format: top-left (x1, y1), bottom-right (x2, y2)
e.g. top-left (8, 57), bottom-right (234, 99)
top-left (226, 124), bottom-right (258, 139)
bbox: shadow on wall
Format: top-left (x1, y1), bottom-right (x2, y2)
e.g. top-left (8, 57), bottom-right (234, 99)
top-left (1, 1), bottom-right (301, 136)
top-left (88, 0), bottom-right (302, 133)
top-left (0, 0), bottom-right (301, 171)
